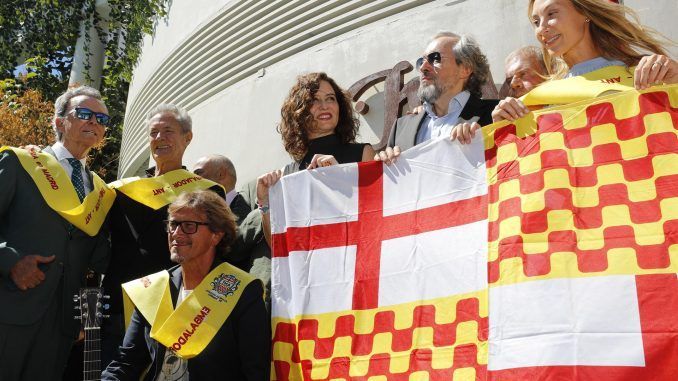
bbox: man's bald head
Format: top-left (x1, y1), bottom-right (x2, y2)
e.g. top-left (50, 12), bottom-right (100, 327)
top-left (193, 154), bottom-right (237, 192)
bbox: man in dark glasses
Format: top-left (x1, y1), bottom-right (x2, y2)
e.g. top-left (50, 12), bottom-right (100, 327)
top-left (375, 32), bottom-right (498, 164)
top-left (0, 86), bottom-right (111, 380)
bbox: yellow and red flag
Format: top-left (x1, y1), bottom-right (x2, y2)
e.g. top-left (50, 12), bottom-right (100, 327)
top-left (270, 84), bottom-right (678, 380)
top-left (485, 85), bottom-right (678, 380)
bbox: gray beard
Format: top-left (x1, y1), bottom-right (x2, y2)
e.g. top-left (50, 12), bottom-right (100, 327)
top-left (418, 82), bottom-right (441, 104)
top-left (170, 252), bottom-right (184, 264)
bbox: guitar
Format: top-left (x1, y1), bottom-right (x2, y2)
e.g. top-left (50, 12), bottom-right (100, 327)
top-left (74, 287), bottom-right (109, 381)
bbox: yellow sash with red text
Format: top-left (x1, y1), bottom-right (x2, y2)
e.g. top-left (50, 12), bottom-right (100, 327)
top-left (0, 146), bottom-right (115, 236)
top-left (109, 169), bottom-right (223, 210)
top-left (121, 262), bottom-right (256, 359)
top-left (522, 65), bottom-right (635, 106)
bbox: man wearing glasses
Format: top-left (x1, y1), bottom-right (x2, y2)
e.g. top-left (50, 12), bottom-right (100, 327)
top-left (101, 104), bottom-right (225, 369)
top-left (0, 86), bottom-right (112, 380)
top-left (103, 190), bottom-right (269, 380)
top-left (375, 32), bottom-right (498, 163)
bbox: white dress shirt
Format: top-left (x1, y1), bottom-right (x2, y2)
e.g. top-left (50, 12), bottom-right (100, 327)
top-left (416, 90), bottom-right (471, 145)
top-left (51, 141), bottom-right (93, 193)
top-left (225, 189), bottom-right (237, 206)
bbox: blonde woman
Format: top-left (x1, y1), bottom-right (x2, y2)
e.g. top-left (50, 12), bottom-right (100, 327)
top-left (492, 0), bottom-right (677, 123)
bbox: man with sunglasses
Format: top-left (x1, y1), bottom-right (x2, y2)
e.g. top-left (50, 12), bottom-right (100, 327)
top-left (375, 32), bottom-right (498, 164)
top-left (100, 104), bottom-right (226, 369)
top-left (103, 190), bottom-right (269, 380)
top-left (0, 85), bottom-right (111, 380)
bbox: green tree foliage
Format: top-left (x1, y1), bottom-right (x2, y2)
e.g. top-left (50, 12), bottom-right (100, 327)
top-left (0, 0), bottom-right (168, 181)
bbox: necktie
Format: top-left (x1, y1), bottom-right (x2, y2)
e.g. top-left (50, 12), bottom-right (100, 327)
top-left (67, 158), bottom-right (86, 202)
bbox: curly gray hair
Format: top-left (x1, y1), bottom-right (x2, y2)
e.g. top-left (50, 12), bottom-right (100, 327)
top-left (432, 32), bottom-right (491, 98)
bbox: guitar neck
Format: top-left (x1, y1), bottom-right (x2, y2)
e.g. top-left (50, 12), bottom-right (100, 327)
top-left (76, 285), bottom-right (107, 381)
top-left (83, 324), bottom-right (101, 381)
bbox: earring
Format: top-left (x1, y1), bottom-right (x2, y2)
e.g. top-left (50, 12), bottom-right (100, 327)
top-left (585, 18), bottom-right (590, 23)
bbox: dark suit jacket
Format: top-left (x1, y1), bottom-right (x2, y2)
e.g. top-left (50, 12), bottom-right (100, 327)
top-left (388, 94), bottom-right (498, 151)
top-left (230, 180), bottom-right (268, 272)
top-left (230, 193), bottom-right (252, 226)
top-left (102, 190), bottom-right (176, 316)
top-left (102, 171), bottom-right (225, 316)
top-left (230, 182), bottom-right (271, 309)
top-left (102, 263), bottom-right (270, 381)
top-left (0, 148), bottom-right (109, 335)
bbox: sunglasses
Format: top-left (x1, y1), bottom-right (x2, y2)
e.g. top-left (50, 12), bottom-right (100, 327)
top-left (415, 51), bottom-right (444, 70)
top-left (70, 107), bottom-right (111, 127)
top-left (164, 220), bottom-right (210, 234)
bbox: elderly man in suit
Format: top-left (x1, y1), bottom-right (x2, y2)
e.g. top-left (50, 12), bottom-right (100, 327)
top-left (0, 86), bottom-right (111, 380)
top-left (193, 154), bottom-right (251, 225)
top-left (375, 32), bottom-right (498, 163)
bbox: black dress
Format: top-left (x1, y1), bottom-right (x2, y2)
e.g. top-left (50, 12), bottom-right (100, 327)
top-left (286, 134), bottom-right (368, 174)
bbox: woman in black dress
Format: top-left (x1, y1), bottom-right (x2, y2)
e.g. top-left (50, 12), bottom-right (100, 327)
top-left (278, 72), bottom-right (375, 172)
top-left (257, 72), bottom-right (375, 243)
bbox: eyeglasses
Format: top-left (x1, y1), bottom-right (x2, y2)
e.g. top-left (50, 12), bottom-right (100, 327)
top-left (164, 220), bottom-right (210, 234)
top-left (70, 107), bottom-right (111, 127)
top-left (415, 51), bottom-right (445, 70)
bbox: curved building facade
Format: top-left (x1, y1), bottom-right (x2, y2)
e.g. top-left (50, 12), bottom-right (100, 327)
top-left (119, 0), bottom-right (677, 186)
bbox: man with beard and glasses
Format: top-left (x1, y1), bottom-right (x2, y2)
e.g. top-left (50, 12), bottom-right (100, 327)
top-left (375, 32), bottom-right (498, 164)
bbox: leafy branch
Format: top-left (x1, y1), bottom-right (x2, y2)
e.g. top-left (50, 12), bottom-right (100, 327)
top-left (0, 0), bottom-right (169, 181)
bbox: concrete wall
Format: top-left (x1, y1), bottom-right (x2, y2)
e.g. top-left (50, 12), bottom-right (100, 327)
top-left (119, 0), bottom-right (678, 187)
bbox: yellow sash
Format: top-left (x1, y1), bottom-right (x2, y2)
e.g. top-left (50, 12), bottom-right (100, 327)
top-left (522, 65), bottom-right (635, 106)
top-left (0, 146), bottom-right (115, 236)
top-left (121, 262), bottom-right (257, 359)
top-left (109, 169), bottom-right (223, 210)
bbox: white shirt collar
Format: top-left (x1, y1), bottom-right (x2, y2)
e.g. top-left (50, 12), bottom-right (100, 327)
top-left (225, 189), bottom-right (237, 205)
top-left (423, 90), bottom-right (471, 120)
top-left (52, 141), bottom-right (86, 167)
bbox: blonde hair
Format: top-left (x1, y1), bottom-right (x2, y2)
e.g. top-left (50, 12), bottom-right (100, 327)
top-left (528, 0), bottom-right (673, 79)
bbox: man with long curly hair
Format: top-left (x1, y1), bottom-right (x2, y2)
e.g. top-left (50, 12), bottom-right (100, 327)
top-left (375, 32), bottom-right (498, 164)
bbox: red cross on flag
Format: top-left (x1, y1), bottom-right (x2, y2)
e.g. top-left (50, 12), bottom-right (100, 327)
top-left (271, 138), bottom-right (490, 380)
top-left (270, 85), bottom-right (678, 380)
